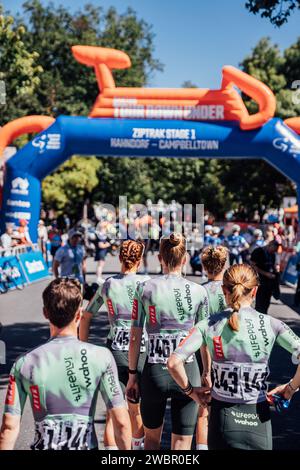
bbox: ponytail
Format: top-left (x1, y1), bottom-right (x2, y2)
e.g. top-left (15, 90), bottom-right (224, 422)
top-left (223, 264), bottom-right (259, 332)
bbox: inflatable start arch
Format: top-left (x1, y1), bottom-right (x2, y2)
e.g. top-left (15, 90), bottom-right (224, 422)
top-left (1, 45), bottom-right (300, 241)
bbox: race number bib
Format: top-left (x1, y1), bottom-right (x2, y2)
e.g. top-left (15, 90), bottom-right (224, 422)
top-left (32, 419), bottom-right (94, 450)
top-left (148, 333), bottom-right (194, 364)
top-left (212, 362), bottom-right (269, 402)
top-left (112, 327), bottom-right (146, 353)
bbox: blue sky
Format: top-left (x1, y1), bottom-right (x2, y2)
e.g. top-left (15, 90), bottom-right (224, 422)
top-left (2, 0), bottom-right (300, 88)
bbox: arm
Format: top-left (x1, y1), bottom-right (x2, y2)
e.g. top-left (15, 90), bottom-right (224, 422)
top-left (52, 259), bottom-right (60, 278)
top-left (0, 414), bottom-right (21, 450)
top-left (98, 241), bottom-right (111, 249)
top-left (0, 362), bottom-right (27, 450)
top-left (267, 319), bottom-right (300, 400)
top-left (79, 286), bottom-right (104, 342)
top-left (79, 311), bottom-right (92, 342)
top-left (126, 327), bottom-right (143, 403)
top-left (126, 287), bottom-right (146, 402)
top-left (200, 344), bottom-right (212, 387)
top-left (250, 260), bottom-right (275, 279)
top-left (100, 351), bottom-right (131, 450)
top-left (167, 325), bottom-right (211, 406)
top-left (110, 407), bottom-right (132, 450)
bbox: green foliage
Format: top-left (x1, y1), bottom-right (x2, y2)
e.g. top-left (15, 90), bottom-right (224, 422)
top-left (245, 0), bottom-right (300, 27)
top-left (2, 2), bottom-right (300, 219)
top-left (42, 156), bottom-right (101, 214)
top-left (0, 9), bottom-right (43, 122)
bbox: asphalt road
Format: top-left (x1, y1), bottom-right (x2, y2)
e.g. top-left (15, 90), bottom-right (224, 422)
top-left (0, 253), bottom-right (300, 450)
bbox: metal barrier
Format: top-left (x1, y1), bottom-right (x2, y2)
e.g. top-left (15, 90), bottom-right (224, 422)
top-left (0, 243), bottom-right (39, 258)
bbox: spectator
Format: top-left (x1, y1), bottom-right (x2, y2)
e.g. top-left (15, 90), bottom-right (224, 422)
top-left (250, 240), bottom-right (280, 314)
top-left (15, 219), bottom-right (34, 249)
top-left (48, 222), bottom-right (62, 258)
top-left (37, 219), bottom-right (48, 258)
top-left (53, 228), bottom-right (86, 284)
top-left (94, 221), bottom-right (111, 284)
top-left (0, 223), bottom-right (18, 256)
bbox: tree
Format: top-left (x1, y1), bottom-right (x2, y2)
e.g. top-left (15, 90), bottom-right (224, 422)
top-left (0, 7), bottom-right (43, 123)
top-left (42, 156), bottom-right (101, 215)
top-left (5, 1), bottom-right (162, 216)
top-left (14, 0), bottom-right (163, 117)
top-left (245, 0), bottom-right (300, 27)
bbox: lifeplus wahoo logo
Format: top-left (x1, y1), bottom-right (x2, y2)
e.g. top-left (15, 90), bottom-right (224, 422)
top-left (258, 314), bottom-right (270, 348)
top-left (184, 284), bottom-right (193, 312)
top-left (79, 349), bottom-right (92, 388)
top-left (173, 288), bottom-right (185, 320)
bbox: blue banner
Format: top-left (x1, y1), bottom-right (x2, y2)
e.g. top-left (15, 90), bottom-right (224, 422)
top-left (18, 250), bottom-right (49, 283)
top-left (0, 255), bottom-right (26, 292)
top-left (282, 255), bottom-right (298, 287)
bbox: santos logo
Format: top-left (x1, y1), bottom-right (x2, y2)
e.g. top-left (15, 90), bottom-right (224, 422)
top-left (25, 260), bottom-right (45, 274)
top-left (11, 177), bottom-right (29, 196)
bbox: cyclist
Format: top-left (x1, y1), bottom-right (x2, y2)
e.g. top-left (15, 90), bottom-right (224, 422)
top-left (0, 278), bottom-right (131, 450)
top-left (210, 227), bottom-right (222, 247)
top-left (168, 263), bottom-right (300, 450)
top-left (226, 224), bottom-right (249, 265)
top-left (203, 225), bottom-right (213, 247)
top-left (126, 232), bottom-right (209, 450)
top-left (79, 240), bottom-right (150, 450)
top-left (195, 245), bottom-right (228, 450)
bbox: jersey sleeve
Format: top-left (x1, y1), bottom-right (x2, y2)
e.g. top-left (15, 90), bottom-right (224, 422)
top-left (85, 284), bottom-right (105, 315)
top-left (4, 358), bottom-right (27, 416)
top-left (99, 350), bottom-right (126, 410)
top-left (195, 288), bottom-right (209, 323)
top-left (131, 282), bottom-right (147, 328)
top-left (271, 317), bottom-right (300, 357)
top-left (173, 321), bottom-right (206, 362)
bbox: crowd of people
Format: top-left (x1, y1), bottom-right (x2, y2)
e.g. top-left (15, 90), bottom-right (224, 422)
top-left (1, 228), bottom-right (300, 451)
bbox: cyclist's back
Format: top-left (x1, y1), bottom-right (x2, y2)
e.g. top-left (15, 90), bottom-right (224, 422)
top-left (6, 336), bottom-right (124, 450)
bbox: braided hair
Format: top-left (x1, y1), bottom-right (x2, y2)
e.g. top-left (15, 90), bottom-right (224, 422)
top-left (119, 240), bottom-right (144, 270)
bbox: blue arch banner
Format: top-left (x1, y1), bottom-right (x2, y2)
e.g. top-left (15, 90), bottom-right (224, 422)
top-left (1, 116), bottom-right (300, 242)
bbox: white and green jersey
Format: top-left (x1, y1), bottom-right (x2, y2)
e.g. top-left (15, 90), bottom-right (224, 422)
top-left (174, 306), bottom-right (300, 404)
top-left (86, 273), bottom-right (150, 352)
top-left (4, 336), bottom-right (125, 450)
top-left (198, 280), bottom-right (226, 321)
top-left (132, 274), bottom-right (208, 364)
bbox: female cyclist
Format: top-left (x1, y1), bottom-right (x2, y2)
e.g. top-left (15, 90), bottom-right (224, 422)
top-left (168, 263), bottom-right (300, 450)
top-left (79, 239), bottom-right (150, 450)
top-left (126, 232), bottom-right (209, 450)
top-left (196, 245), bottom-right (228, 450)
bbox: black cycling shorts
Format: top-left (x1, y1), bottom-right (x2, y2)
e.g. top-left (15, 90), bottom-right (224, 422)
top-left (140, 360), bottom-right (200, 436)
top-left (106, 340), bottom-right (146, 392)
top-left (208, 399), bottom-right (272, 450)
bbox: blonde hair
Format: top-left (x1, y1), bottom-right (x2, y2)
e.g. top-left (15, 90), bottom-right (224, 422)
top-left (223, 264), bottom-right (259, 332)
top-left (201, 246), bottom-right (228, 276)
top-left (119, 240), bottom-right (144, 270)
top-left (159, 232), bottom-right (186, 269)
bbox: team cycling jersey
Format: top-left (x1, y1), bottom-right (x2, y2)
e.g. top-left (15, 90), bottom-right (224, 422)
top-left (86, 273), bottom-right (150, 352)
top-left (4, 336), bottom-right (125, 450)
top-left (174, 306), bottom-right (300, 404)
top-left (132, 274), bottom-right (208, 364)
top-left (226, 235), bottom-right (248, 254)
top-left (198, 280), bottom-right (226, 321)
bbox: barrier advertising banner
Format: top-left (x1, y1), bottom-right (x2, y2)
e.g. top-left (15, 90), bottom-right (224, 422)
top-left (0, 255), bottom-right (26, 292)
top-left (18, 251), bottom-right (49, 284)
top-left (282, 255), bottom-right (298, 287)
